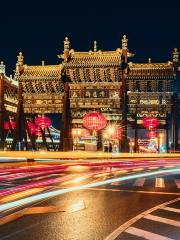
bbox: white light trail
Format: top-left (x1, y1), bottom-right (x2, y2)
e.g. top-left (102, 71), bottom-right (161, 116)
top-left (0, 167), bottom-right (180, 212)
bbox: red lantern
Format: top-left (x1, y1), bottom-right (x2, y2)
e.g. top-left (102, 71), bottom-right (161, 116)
top-left (112, 128), bottom-right (122, 140)
top-left (146, 130), bottom-right (157, 139)
top-left (4, 120), bottom-right (16, 130)
top-left (143, 117), bottom-right (159, 130)
top-left (27, 122), bottom-right (36, 135)
top-left (35, 127), bottom-right (42, 136)
top-left (35, 116), bottom-right (51, 130)
top-left (83, 112), bottom-right (107, 131)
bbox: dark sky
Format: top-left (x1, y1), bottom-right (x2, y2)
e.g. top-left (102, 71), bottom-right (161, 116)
top-left (1, 0), bottom-right (180, 75)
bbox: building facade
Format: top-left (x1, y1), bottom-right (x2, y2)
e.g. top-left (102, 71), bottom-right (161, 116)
top-left (0, 35), bottom-right (179, 152)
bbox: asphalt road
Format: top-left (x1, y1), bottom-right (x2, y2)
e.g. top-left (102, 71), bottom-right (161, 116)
top-left (0, 158), bottom-right (179, 240)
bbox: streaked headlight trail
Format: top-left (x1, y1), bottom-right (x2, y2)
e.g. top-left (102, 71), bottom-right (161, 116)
top-left (0, 167), bottom-right (179, 212)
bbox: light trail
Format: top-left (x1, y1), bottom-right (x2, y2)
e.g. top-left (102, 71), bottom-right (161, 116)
top-left (0, 164), bottom-right (68, 174)
top-left (0, 167), bottom-right (120, 198)
top-left (0, 174), bottom-right (76, 197)
top-left (0, 159), bottom-right (179, 176)
top-left (0, 168), bottom-right (68, 181)
top-left (0, 167), bottom-right (179, 212)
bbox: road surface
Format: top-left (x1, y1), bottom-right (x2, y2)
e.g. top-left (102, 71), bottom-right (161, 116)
top-left (0, 158), bottom-right (179, 240)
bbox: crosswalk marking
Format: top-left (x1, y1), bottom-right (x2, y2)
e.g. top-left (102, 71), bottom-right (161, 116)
top-left (155, 178), bottom-right (165, 188)
top-left (162, 206), bottom-right (180, 214)
top-left (109, 177), bottom-right (179, 189)
top-left (144, 214), bottom-right (180, 227)
top-left (175, 179), bottom-right (180, 188)
top-left (133, 178), bottom-right (145, 187)
top-left (125, 226), bottom-right (173, 240)
top-left (104, 198), bottom-right (180, 240)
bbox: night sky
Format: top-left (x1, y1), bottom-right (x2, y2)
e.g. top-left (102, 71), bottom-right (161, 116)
top-left (1, 1), bottom-right (180, 75)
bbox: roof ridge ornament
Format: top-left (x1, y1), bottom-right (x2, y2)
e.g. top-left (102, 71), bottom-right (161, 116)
top-left (17, 52), bottom-right (24, 66)
top-left (63, 37), bottom-right (70, 62)
top-left (0, 61), bottom-right (5, 74)
top-left (173, 48), bottom-right (179, 62)
top-left (172, 48), bottom-right (179, 71)
top-left (122, 34), bottom-right (128, 50)
top-left (15, 51), bottom-right (24, 77)
top-left (94, 40), bottom-right (97, 52)
top-left (64, 37), bottom-right (70, 51)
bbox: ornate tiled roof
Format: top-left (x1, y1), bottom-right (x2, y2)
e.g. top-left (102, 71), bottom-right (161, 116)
top-left (63, 49), bottom-right (175, 82)
top-left (18, 65), bottom-right (62, 81)
top-left (64, 49), bottom-right (133, 68)
top-left (127, 62), bottom-right (174, 79)
top-left (65, 62), bottom-right (174, 83)
top-left (17, 51), bottom-right (175, 85)
top-left (19, 65), bottom-right (64, 94)
top-left (4, 76), bottom-right (18, 88)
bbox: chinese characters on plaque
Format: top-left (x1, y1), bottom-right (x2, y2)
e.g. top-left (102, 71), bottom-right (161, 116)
top-left (71, 90), bottom-right (119, 99)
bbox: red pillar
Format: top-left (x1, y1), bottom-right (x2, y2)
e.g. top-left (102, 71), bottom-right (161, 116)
top-left (59, 82), bottom-right (73, 151)
top-left (11, 83), bottom-right (26, 150)
top-left (0, 74), bottom-right (5, 150)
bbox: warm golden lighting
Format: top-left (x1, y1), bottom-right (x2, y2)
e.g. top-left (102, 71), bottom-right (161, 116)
top-left (72, 176), bottom-right (87, 183)
top-left (72, 128), bottom-right (82, 137)
top-left (159, 133), bottom-right (164, 138)
top-left (106, 125), bottom-right (116, 135)
top-left (129, 141), bottom-right (135, 146)
top-left (103, 133), bottom-right (109, 139)
top-left (67, 165), bottom-right (90, 172)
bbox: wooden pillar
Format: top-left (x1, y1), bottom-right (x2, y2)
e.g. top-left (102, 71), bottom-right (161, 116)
top-left (59, 82), bottom-right (73, 151)
top-left (120, 47), bottom-right (129, 152)
top-left (0, 74), bottom-right (5, 150)
top-left (11, 83), bottom-right (26, 150)
top-left (166, 114), bottom-right (169, 153)
top-left (97, 131), bottom-right (102, 151)
top-left (134, 117), bottom-right (138, 153)
top-left (172, 93), bottom-right (178, 151)
top-left (120, 69), bottom-right (128, 152)
top-left (166, 128), bottom-right (169, 153)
